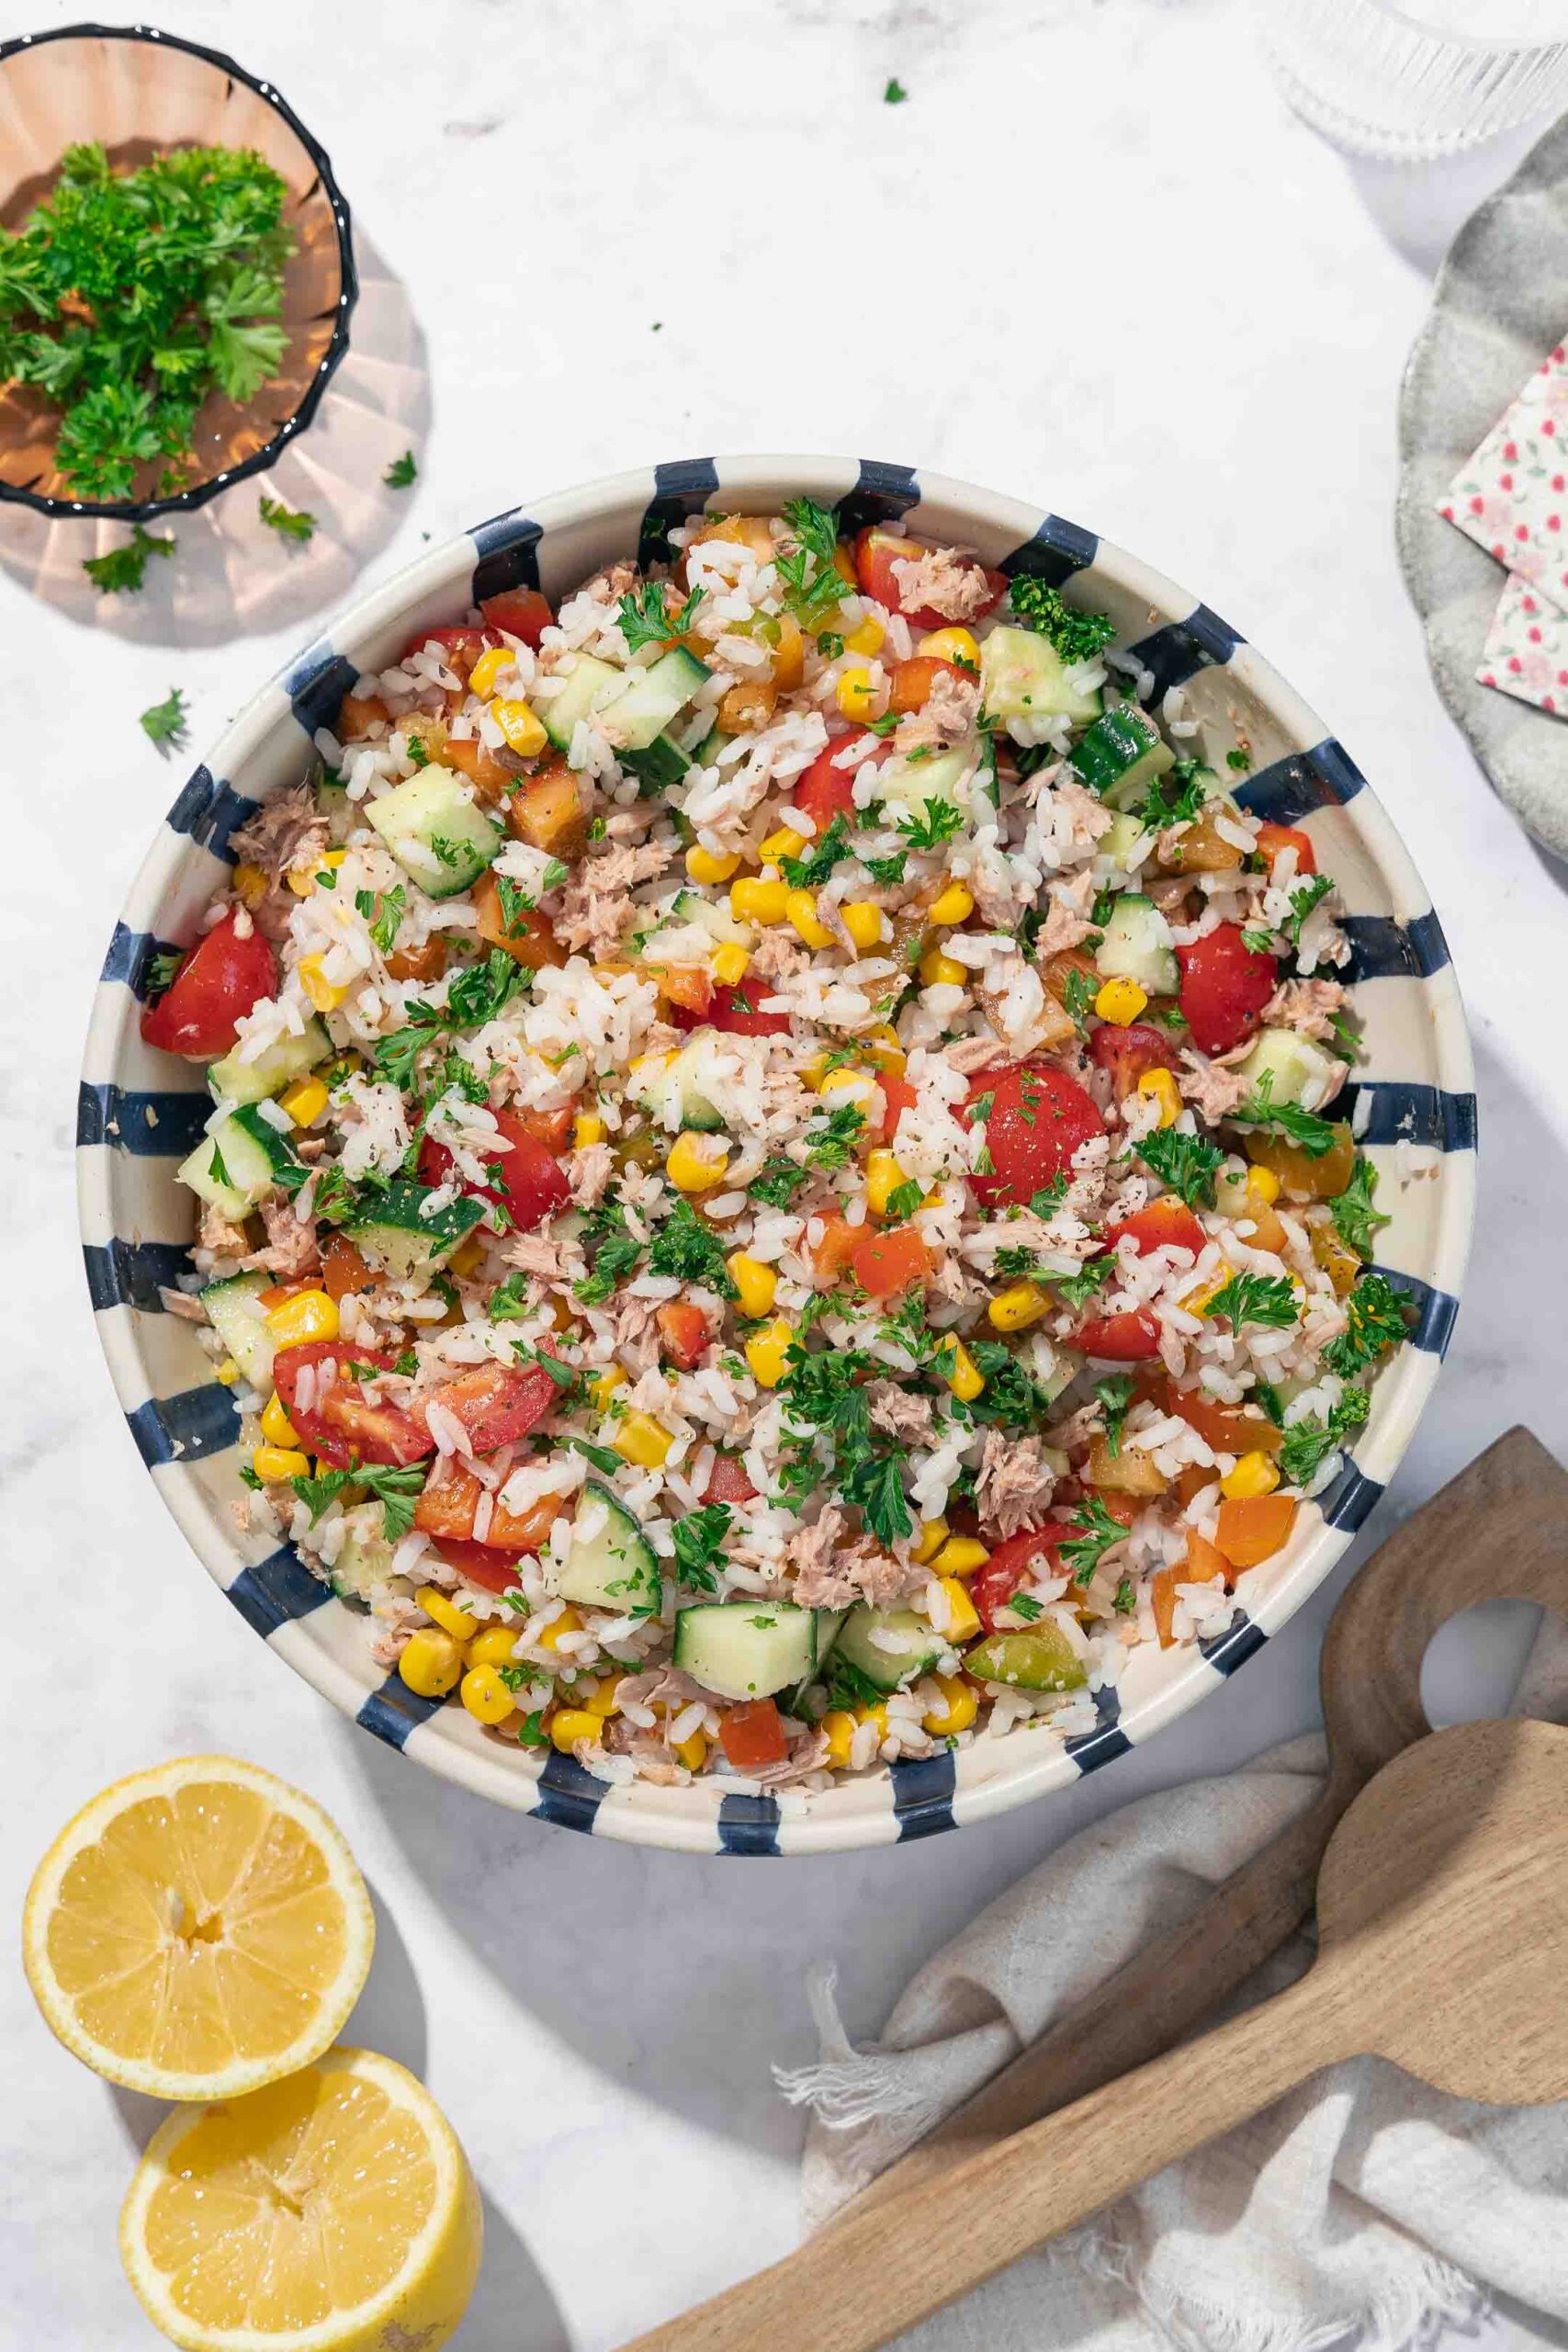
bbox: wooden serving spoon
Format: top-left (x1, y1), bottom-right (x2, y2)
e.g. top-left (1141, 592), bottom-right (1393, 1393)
top-left (622, 1715), bottom-right (1568, 2352)
top-left (852, 1423), bottom-right (1568, 2211)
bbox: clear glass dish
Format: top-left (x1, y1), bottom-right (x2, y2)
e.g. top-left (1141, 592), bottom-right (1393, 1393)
top-left (0, 21), bottom-right (356, 520)
top-left (1264, 0), bottom-right (1568, 159)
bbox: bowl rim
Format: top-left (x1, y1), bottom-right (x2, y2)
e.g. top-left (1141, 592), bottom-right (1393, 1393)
top-left (81, 455), bottom-right (1477, 1853)
top-left (0, 18), bottom-right (358, 522)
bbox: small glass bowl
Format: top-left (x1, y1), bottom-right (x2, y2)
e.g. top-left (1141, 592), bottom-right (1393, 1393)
top-left (0, 21), bottom-right (357, 520)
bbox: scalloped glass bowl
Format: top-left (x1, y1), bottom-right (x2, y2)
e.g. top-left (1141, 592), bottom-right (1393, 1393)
top-left (0, 22), bottom-right (355, 519)
top-left (79, 458), bottom-right (1475, 1854)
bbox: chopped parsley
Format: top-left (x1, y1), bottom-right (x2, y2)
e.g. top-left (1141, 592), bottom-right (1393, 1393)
top-left (140, 684), bottom-right (187, 751)
top-left (777, 497), bottom-right (848, 627)
top-left (965, 1340), bottom-right (1055, 1430)
top-left (817, 630), bottom-right (846, 662)
top-left (288, 1460), bottom-right (426, 1544)
top-left (1229, 1079), bottom-right (1340, 1159)
top-left (384, 449), bottom-right (418, 488)
top-left (368, 885), bottom-right (406, 956)
top-left (1096, 1374), bottom-right (1135, 1458)
top-left (573, 1199), bottom-right (644, 1305)
top-left (1113, 1575), bottom-right (1137, 1615)
top-left (145, 945), bottom-right (184, 1000)
top-left (884, 75), bottom-right (909, 103)
top-left (1241, 928), bottom-right (1276, 955)
top-left (258, 493), bottom-right (316, 544)
top-left (617, 578), bottom-right (705, 653)
top-left (748, 1154), bottom-right (809, 1209)
top-left (1328, 1157), bottom-right (1388, 1262)
top-left (647, 1197), bottom-right (739, 1297)
top-left (1204, 1272), bottom-right (1299, 1331)
top-left (805, 1103), bottom-right (865, 1173)
top-left (1136, 1125), bottom-right (1224, 1210)
top-left (1139, 763), bottom-right (1210, 833)
top-left (1060, 1495), bottom-right (1126, 1586)
top-left (1063, 966), bottom-right (1099, 1030)
top-left (445, 947), bottom-right (532, 1029)
top-left (897, 798), bottom-right (965, 854)
top-left (1008, 575), bottom-right (1117, 665)
top-left (1323, 1271), bottom-right (1413, 1379)
top-left (885, 1178), bottom-right (926, 1222)
top-left (671, 1503), bottom-right (733, 1592)
top-left (207, 1138), bottom-right (231, 1191)
top-left (1008, 1592), bottom-right (1044, 1623)
top-left (863, 849), bottom-right (908, 888)
top-left (780, 815), bottom-right (851, 890)
top-left (825, 1653), bottom-right (887, 1710)
top-left (1226, 748), bottom-right (1252, 772)
top-left (1285, 875), bottom-right (1335, 947)
top-left (493, 873), bottom-right (539, 937)
top-left (82, 523), bottom-right (175, 595)
top-left (781, 495), bottom-right (840, 568)
top-left (488, 1270), bottom-right (530, 1320)
top-left (1278, 1386), bottom-right (1371, 1487)
top-left (560, 1434), bottom-right (624, 1476)
top-left (1052, 1256), bottom-right (1113, 1312)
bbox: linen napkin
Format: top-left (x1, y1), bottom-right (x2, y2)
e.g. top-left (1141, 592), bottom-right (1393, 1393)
top-left (778, 1614), bottom-right (1568, 2352)
top-left (1438, 331), bottom-right (1568, 717)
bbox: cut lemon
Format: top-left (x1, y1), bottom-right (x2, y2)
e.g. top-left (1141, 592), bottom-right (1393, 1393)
top-left (120, 2047), bottom-right (482, 2352)
top-left (23, 1756), bottom-right (374, 2100)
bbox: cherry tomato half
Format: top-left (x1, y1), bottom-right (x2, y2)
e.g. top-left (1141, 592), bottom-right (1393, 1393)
top-left (417, 1361), bottom-right (561, 1454)
top-left (415, 1456), bottom-right (558, 1551)
top-left (888, 655), bottom-right (969, 714)
top-left (418, 1108), bottom-right (570, 1232)
top-left (972, 1527), bottom-right (1069, 1630)
top-left (964, 1062), bottom-right (1106, 1208)
top-left (657, 1301), bottom-right (711, 1370)
top-left (702, 1453), bottom-right (759, 1506)
top-left (853, 526), bottom-right (1007, 635)
top-left (794, 729), bottom-right (886, 833)
top-left (273, 1343), bottom-right (433, 1470)
top-left (429, 1539), bottom-right (533, 1594)
top-left (1089, 1021), bottom-right (1179, 1104)
top-left (1075, 1309), bottom-right (1163, 1362)
top-left (140, 911), bottom-right (277, 1058)
top-left (400, 623), bottom-right (497, 673)
top-left (1105, 1197), bottom-right (1205, 1258)
top-left (1254, 820), bottom-right (1316, 877)
top-left (1176, 923), bottom-right (1277, 1057)
top-left (881, 1073), bottom-right (918, 1146)
top-left (671, 978), bottom-right (791, 1037)
top-left (850, 1226), bottom-right (933, 1300)
top-left (719, 1698), bottom-right (788, 1771)
top-left (478, 586), bottom-right (555, 649)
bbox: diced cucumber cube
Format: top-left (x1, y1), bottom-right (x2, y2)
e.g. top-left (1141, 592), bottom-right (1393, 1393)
top-left (208, 1018), bottom-right (329, 1107)
top-left (200, 1272), bottom-right (276, 1388)
top-left (367, 770), bottom-right (502, 899)
top-left (672, 1602), bottom-right (817, 1700)
top-left (555, 1482), bottom-right (660, 1614)
top-left (1069, 707), bottom-right (1174, 808)
top-left (981, 625), bottom-right (1103, 732)
top-left (833, 1602), bottom-right (944, 1692)
top-left (344, 1180), bottom-right (486, 1278)
top-left (1094, 894), bottom-right (1179, 996)
top-left (1230, 1027), bottom-right (1342, 1114)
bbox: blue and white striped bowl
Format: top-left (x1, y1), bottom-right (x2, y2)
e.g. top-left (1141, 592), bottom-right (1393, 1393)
top-left (80, 458), bottom-right (1474, 1856)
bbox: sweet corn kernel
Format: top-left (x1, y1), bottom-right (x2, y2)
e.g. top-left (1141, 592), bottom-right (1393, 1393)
top-left (468, 645), bottom-right (514, 699)
top-left (460, 1663), bottom-right (516, 1724)
top-left (213, 1358), bottom-right (242, 1387)
top-left (917, 626), bottom-right (981, 669)
top-left (919, 947), bottom-right (968, 989)
top-left (938, 1577), bottom-right (982, 1644)
top-left (927, 881), bottom-right (975, 927)
top-left (1222, 1451), bottom-right (1281, 1501)
top-left (727, 1252), bottom-right (777, 1318)
top-left (417, 1586), bottom-right (479, 1644)
top-left (288, 846), bottom-right (346, 894)
top-left (615, 1410), bottom-right (673, 1468)
top-left (843, 614), bottom-right (886, 658)
top-left (259, 1392), bottom-right (299, 1449)
top-left (1181, 1275), bottom-right (1229, 1316)
top-left (785, 888), bottom-right (835, 950)
top-left (278, 1075), bottom-right (330, 1129)
top-left (491, 697), bottom-right (548, 756)
top-left (265, 1288), bottom-right (339, 1347)
top-left (855, 1702), bottom-right (891, 1746)
top-left (582, 1674), bottom-right (626, 1718)
top-left (758, 826), bottom-right (807, 863)
top-left (1095, 977), bottom-right (1148, 1026)
top-left (550, 1708), bottom-right (604, 1752)
top-left (730, 876), bottom-right (789, 926)
top-left (865, 1149), bottom-right (909, 1218)
top-left (821, 1710), bottom-right (858, 1769)
top-left (931, 1534), bottom-right (991, 1578)
top-left (840, 900), bottom-right (885, 953)
top-left (297, 953), bottom-right (350, 1014)
top-left (468, 1624), bottom-right (522, 1671)
top-left (913, 1518), bottom-right (950, 1566)
top-left (449, 1233), bottom-right (488, 1281)
top-left (712, 941), bottom-right (751, 987)
top-left (1137, 1067), bottom-right (1182, 1128)
top-left (398, 1627), bottom-right (465, 1700)
top-left (254, 1444), bottom-right (310, 1483)
top-left (864, 1025), bottom-right (907, 1077)
top-left (667, 1130), bottom-right (731, 1193)
top-left (673, 1728), bottom-right (708, 1772)
top-left (987, 1280), bottom-right (1051, 1333)
top-left (590, 1364), bottom-right (626, 1411)
top-left (836, 665), bottom-right (881, 720)
top-left (232, 861), bottom-right (268, 910)
top-left (686, 844), bottom-right (740, 886)
top-left (535, 1605), bottom-right (582, 1655)
top-left (1247, 1165), bottom-right (1282, 1204)
top-left (921, 1672), bottom-right (979, 1736)
top-left (942, 1339), bottom-right (985, 1402)
top-left (745, 1318), bottom-right (795, 1388)
top-left (574, 1109), bottom-right (606, 1149)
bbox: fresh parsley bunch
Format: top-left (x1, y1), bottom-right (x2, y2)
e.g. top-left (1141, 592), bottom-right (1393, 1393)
top-left (0, 141), bottom-right (294, 501)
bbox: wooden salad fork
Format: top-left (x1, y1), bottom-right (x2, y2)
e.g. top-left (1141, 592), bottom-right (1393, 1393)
top-left (624, 1713), bottom-right (1568, 2352)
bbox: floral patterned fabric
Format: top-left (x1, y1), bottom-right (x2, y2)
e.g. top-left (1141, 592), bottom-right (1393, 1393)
top-left (1438, 334), bottom-right (1568, 718)
top-left (1477, 575), bottom-right (1568, 717)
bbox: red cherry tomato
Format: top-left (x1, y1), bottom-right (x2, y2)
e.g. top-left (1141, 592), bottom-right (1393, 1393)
top-left (429, 1540), bottom-right (534, 1594)
top-left (971, 1527), bottom-right (1069, 1631)
top-left (964, 1062), bottom-right (1106, 1208)
top-left (417, 1361), bottom-right (561, 1454)
top-left (794, 729), bottom-right (886, 833)
top-left (811, 1213), bottom-right (861, 1283)
top-left (1075, 1309), bottom-right (1163, 1362)
top-left (881, 1072), bottom-right (918, 1146)
top-left (702, 1453), bottom-right (759, 1506)
top-left (656, 1301), bottom-right (711, 1370)
top-left (888, 655), bottom-right (970, 713)
top-left (719, 1698), bottom-right (788, 1771)
top-left (400, 623), bottom-right (497, 671)
top-left (852, 526), bottom-right (1006, 634)
top-left (1105, 1197), bottom-right (1205, 1258)
top-left (418, 1108), bottom-right (570, 1231)
top-left (1177, 923), bottom-right (1277, 1057)
top-left (273, 1343), bottom-right (433, 1471)
top-left (1254, 820), bottom-right (1316, 877)
top-left (140, 912), bottom-right (277, 1058)
top-left (849, 1226), bottom-right (933, 1300)
top-left (1089, 1021), bottom-right (1179, 1103)
top-left (656, 967), bottom-right (714, 1017)
top-left (671, 978), bottom-right (791, 1037)
top-left (478, 586), bottom-right (554, 649)
top-left (415, 1457), bottom-right (557, 1552)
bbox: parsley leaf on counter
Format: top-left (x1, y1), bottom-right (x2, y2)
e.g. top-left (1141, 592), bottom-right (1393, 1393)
top-left (259, 493), bottom-right (316, 544)
top-left (83, 523), bottom-right (175, 595)
top-left (384, 449), bottom-right (417, 488)
top-left (140, 685), bottom-right (187, 752)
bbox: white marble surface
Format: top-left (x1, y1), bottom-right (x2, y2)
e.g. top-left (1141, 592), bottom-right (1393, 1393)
top-left (4, 2), bottom-right (1567, 2345)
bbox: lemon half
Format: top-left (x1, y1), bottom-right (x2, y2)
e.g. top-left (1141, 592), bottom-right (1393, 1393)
top-left (22, 1755), bottom-right (374, 2100)
top-left (120, 2047), bottom-right (482, 2352)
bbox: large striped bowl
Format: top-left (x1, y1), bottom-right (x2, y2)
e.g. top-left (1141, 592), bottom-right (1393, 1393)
top-left (80, 458), bottom-right (1474, 1856)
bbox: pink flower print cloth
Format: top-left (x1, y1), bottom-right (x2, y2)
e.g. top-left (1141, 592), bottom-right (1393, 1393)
top-left (1476, 576), bottom-right (1568, 717)
top-left (1438, 334), bottom-right (1568, 612)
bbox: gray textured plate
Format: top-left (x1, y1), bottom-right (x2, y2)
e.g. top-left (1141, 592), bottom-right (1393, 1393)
top-left (1397, 111), bottom-right (1568, 862)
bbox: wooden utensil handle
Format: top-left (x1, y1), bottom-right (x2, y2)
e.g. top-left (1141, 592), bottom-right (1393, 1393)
top-left (619, 1978), bottom-right (1336, 2352)
top-left (850, 1786), bottom-right (1341, 2213)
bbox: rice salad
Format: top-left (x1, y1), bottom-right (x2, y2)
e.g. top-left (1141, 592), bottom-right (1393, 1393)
top-left (141, 499), bottom-right (1411, 1801)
